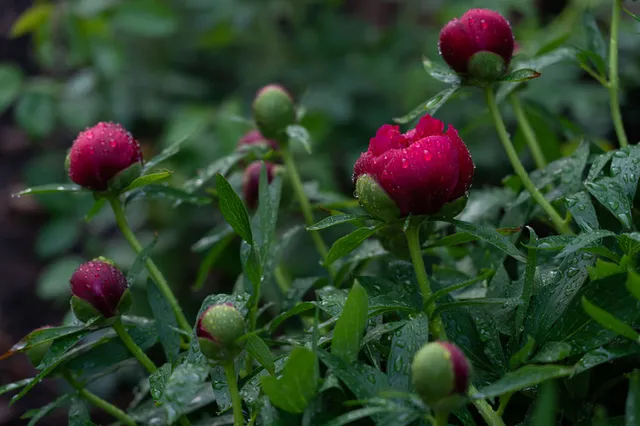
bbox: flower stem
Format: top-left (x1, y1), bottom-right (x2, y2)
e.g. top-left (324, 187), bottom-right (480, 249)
top-left (609, 0), bottom-right (629, 148)
top-left (280, 147), bottom-right (334, 277)
top-left (469, 387), bottom-right (507, 426)
top-left (112, 318), bottom-right (157, 374)
top-left (496, 392), bottom-right (513, 417)
top-left (510, 95), bottom-right (546, 169)
top-left (109, 198), bottom-right (192, 333)
top-left (223, 361), bottom-right (244, 426)
top-left (484, 88), bottom-right (572, 235)
top-left (433, 409), bottom-right (450, 426)
top-left (405, 223), bottom-right (445, 339)
top-left (64, 371), bottom-right (137, 426)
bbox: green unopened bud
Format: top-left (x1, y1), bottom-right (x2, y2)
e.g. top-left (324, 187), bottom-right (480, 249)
top-left (411, 341), bottom-right (471, 407)
top-left (252, 84), bottom-right (296, 140)
top-left (467, 51), bottom-right (507, 82)
top-left (355, 174), bottom-right (401, 222)
top-left (197, 303), bottom-right (246, 361)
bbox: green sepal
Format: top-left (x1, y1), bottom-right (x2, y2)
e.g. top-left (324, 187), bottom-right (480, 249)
top-left (355, 174), bottom-right (401, 223)
top-left (107, 162), bottom-right (143, 195)
top-left (429, 194), bottom-right (469, 220)
top-left (116, 288), bottom-right (133, 315)
top-left (70, 295), bottom-right (102, 323)
top-left (467, 51), bottom-right (507, 83)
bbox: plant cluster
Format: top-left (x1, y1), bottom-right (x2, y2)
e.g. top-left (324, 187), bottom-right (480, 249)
top-left (2, 2), bottom-right (640, 426)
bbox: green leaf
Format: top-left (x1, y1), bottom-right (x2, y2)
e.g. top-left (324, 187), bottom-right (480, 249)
top-left (215, 173), bottom-right (253, 244)
top-left (501, 68), bottom-right (541, 82)
top-left (269, 302), bottom-right (315, 333)
top-left (581, 297), bottom-right (640, 343)
top-left (37, 331), bottom-right (88, 370)
top-left (618, 233), bottom-right (640, 259)
top-left (532, 380), bottom-right (558, 426)
top-left (260, 346), bottom-right (318, 413)
top-left (447, 219), bottom-right (527, 262)
top-left (191, 224), bottom-right (235, 253)
top-left (307, 214), bottom-right (370, 231)
top-left (425, 270), bottom-right (494, 307)
top-left (0, 65), bottom-right (23, 113)
top-left (583, 12), bottom-right (607, 73)
top-left (565, 191), bottom-right (599, 232)
top-left (112, 0), bottom-right (178, 37)
top-left (575, 341), bottom-right (640, 374)
top-left (11, 4), bottom-right (54, 37)
top-left (15, 90), bottom-right (55, 138)
top-left (472, 365), bottom-right (574, 399)
top-left (14, 184), bottom-right (84, 196)
top-left (611, 147), bottom-right (640, 200)
top-left (242, 332), bottom-right (275, 375)
top-left (122, 171), bottom-right (172, 193)
top-left (127, 239), bottom-right (157, 284)
top-left (191, 233), bottom-right (235, 291)
top-left (626, 370), bottom-right (640, 426)
top-left (144, 134), bottom-right (190, 172)
top-left (332, 281), bottom-right (368, 363)
top-left (422, 56), bottom-right (461, 84)
top-left (318, 349), bottom-right (389, 401)
top-left (68, 398), bottom-right (95, 426)
top-left (325, 407), bottom-right (408, 426)
top-left (361, 321), bottom-right (408, 347)
top-left (556, 230), bottom-right (615, 258)
top-left (387, 314), bottom-right (428, 391)
top-left (257, 167), bottom-right (282, 260)
top-left (182, 151), bottom-right (244, 194)
top-left (516, 228), bottom-right (538, 339)
top-left (286, 124), bottom-right (312, 153)
top-left (126, 184), bottom-right (211, 206)
top-left (586, 177), bottom-right (632, 229)
top-left (325, 224), bottom-right (384, 266)
top-left (24, 394), bottom-right (72, 426)
top-left (149, 363), bottom-right (172, 401)
top-left (0, 378), bottom-right (34, 396)
top-left (158, 361), bottom-right (209, 423)
top-left (627, 269), bottom-right (640, 301)
top-left (393, 86), bottom-right (460, 124)
top-left (84, 198), bottom-right (107, 222)
top-left (147, 279), bottom-right (181, 362)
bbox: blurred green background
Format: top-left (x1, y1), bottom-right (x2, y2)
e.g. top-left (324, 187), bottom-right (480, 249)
top-left (0, 0), bottom-right (636, 423)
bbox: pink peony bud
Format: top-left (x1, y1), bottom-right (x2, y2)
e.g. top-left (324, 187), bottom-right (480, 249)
top-left (237, 129), bottom-right (279, 152)
top-left (439, 9), bottom-right (514, 79)
top-left (197, 303), bottom-right (246, 361)
top-left (70, 259), bottom-right (131, 321)
top-left (243, 161), bottom-right (276, 209)
top-left (68, 122), bottom-right (143, 191)
top-left (353, 115), bottom-right (474, 220)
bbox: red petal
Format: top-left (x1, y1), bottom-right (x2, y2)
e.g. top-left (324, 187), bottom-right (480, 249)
top-left (446, 126), bottom-right (475, 199)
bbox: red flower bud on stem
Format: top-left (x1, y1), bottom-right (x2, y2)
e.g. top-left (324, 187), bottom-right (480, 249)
top-left (439, 9), bottom-right (514, 81)
top-left (237, 129), bottom-right (279, 152)
top-left (68, 122), bottom-right (143, 191)
top-left (243, 161), bottom-right (276, 209)
top-left (70, 259), bottom-right (131, 322)
top-left (353, 115), bottom-right (474, 221)
top-left (197, 303), bottom-right (246, 361)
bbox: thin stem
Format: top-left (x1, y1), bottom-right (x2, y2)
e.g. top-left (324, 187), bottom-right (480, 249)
top-left (510, 95), bottom-right (546, 169)
top-left (112, 318), bottom-right (157, 374)
top-left (109, 198), bottom-right (192, 333)
top-left (433, 409), bottom-right (450, 426)
top-left (484, 88), bottom-right (572, 235)
top-left (496, 392), bottom-right (513, 417)
top-left (281, 147), bottom-right (334, 277)
top-left (609, 0), bottom-right (629, 148)
top-left (223, 361), bottom-right (244, 426)
top-left (404, 223), bottom-right (445, 339)
top-left (469, 386), bottom-right (507, 426)
top-left (64, 372), bottom-right (137, 426)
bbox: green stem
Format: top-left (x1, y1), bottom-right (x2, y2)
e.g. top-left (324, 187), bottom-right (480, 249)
top-left (281, 147), bottom-right (334, 277)
top-left (496, 392), bottom-right (513, 417)
top-left (109, 198), bottom-right (192, 333)
top-left (433, 409), bottom-right (450, 426)
top-left (405, 223), bottom-right (445, 339)
top-left (609, 0), bottom-right (629, 148)
top-left (510, 95), bottom-right (546, 169)
top-left (484, 88), bottom-right (572, 235)
top-left (64, 372), bottom-right (137, 426)
top-left (112, 318), bottom-right (157, 374)
top-left (469, 387), bottom-right (507, 426)
top-left (223, 361), bottom-right (244, 426)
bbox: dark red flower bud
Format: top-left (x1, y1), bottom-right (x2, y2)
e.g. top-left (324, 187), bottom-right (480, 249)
top-left (70, 259), bottom-right (131, 322)
top-left (68, 122), bottom-right (143, 191)
top-left (197, 303), bottom-right (246, 361)
top-left (439, 9), bottom-right (514, 79)
top-left (252, 84), bottom-right (296, 140)
top-left (238, 129), bottom-right (279, 152)
top-left (243, 161), bottom-right (276, 209)
top-left (411, 341), bottom-right (471, 407)
top-left (353, 115), bottom-right (474, 220)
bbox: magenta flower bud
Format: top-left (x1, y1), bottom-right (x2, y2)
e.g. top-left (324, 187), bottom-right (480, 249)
top-left (252, 84), bottom-right (296, 140)
top-left (197, 303), bottom-right (246, 361)
top-left (411, 341), bottom-right (471, 407)
top-left (237, 129), bottom-right (279, 152)
top-left (70, 259), bottom-right (131, 322)
top-left (353, 115), bottom-right (474, 220)
top-left (68, 122), bottom-right (143, 191)
top-left (439, 9), bottom-right (514, 80)
top-left (243, 161), bottom-right (276, 210)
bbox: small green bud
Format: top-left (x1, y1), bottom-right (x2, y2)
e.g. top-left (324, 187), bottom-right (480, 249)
top-left (355, 174), bottom-right (401, 222)
top-left (252, 84), bottom-right (296, 140)
top-left (467, 51), bottom-right (507, 82)
top-left (197, 303), bottom-right (246, 362)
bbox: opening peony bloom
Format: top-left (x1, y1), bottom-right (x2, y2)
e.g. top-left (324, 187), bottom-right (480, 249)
top-left (439, 9), bottom-right (514, 80)
top-left (411, 341), bottom-right (471, 407)
top-left (353, 115), bottom-right (474, 221)
top-left (197, 303), bottom-right (246, 361)
top-left (68, 122), bottom-right (143, 191)
top-left (70, 259), bottom-right (131, 322)
top-left (252, 84), bottom-right (296, 140)
top-left (243, 161), bottom-right (276, 209)
top-left (237, 129), bottom-right (279, 152)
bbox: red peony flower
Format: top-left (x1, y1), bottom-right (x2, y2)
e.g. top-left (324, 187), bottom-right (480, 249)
top-left (243, 161), bottom-right (276, 209)
top-left (68, 122), bottom-right (143, 191)
top-left (70, 260), bottom-right (129, 319)
top-left (237, 129), bottom-right (279, 152)
top-left (353, 115), bottom-right (474, 218)
top-left (439, 9), bottom-right (514, 75)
